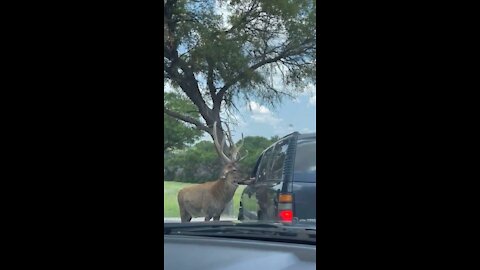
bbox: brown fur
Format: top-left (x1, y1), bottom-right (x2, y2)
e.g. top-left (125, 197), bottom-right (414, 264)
top-left (177, 165), bottom-right (240, 222)
top-left (177, 121), bottom-right (248, 222)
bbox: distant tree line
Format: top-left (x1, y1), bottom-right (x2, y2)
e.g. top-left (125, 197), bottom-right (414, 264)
top-left (164, 135), bottom-right (278, 183)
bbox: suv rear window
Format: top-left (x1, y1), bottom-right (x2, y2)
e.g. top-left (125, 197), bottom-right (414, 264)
top-left (266, 139), bottom-right (289, 182)
top-left (293, 138), bottom-right (316, 182)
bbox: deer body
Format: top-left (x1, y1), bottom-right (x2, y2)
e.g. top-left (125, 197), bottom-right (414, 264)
top-left (177, 121), bottom-right (248, 222)
top-left (178, 176), bottom-right (239, 222)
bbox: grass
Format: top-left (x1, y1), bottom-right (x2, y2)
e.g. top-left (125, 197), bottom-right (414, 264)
top-left (164, 181), bottom-right (246, 218)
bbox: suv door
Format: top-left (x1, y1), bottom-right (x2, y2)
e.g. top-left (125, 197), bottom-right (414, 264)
top-left (240, 147), bottom-right (272, 220)
top-left (241, 137), bottom-right (292, 221)
top-left (291, 136), bottom-right (316, 222)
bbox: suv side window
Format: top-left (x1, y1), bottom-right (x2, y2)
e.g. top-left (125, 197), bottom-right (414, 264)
top-left (255, 147), bottom-right (273, 183)
top-left (266, 139), bottom-right (290, 182)
top-left (293, 137), bottom-right (316, 182)
top-left (250, 153), bottom-right (263, 178)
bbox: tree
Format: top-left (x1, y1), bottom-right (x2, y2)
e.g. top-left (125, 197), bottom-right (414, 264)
top-left (164, 135), bottom-right (278, 183)
top-left (164, 92), bottom-right (203, 152)
top-left (237, 136), bottom-right (278, 177)
top-left (165, 140), bottom-right (222, 183)
top-left (164, 0), bottom-right (316, 159)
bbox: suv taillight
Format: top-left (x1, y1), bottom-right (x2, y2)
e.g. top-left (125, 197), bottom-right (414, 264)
top-left (278, 193), bottom-right (293, 223)
top-left (279, 209), bottom-right (293, 222)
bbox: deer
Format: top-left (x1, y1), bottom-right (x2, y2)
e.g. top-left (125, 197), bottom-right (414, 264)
top-left (177, 121), bottom-right (248, 222)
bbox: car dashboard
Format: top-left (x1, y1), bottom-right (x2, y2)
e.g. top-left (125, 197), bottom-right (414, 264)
top-left (164, 234), bottom-right (316, 270)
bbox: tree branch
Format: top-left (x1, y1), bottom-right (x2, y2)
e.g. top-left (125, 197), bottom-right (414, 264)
top-left (164, 107), bottom-right (211, 134)
top-left (206, 58), bottom-right (216, 99)
top-left (215, 53), bottom-right (285, 104)
top-left (216, 39), bottom-right (315, 100)
top-left (224, 0), bottom-right (259, 35)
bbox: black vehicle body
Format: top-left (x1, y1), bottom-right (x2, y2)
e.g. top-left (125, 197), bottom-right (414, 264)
top-left (238, 132), bottom-right (316, 223)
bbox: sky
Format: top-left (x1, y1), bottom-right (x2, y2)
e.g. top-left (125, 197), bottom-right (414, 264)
top-left (165, 83), bottom-right (316, 143)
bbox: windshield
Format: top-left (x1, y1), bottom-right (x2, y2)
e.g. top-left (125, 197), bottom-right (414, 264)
top-left (164, 0), bottom-right (316, 242)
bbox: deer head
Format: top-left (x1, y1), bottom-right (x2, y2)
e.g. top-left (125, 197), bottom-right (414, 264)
top-left (212, 121), bottom-right (248, 184)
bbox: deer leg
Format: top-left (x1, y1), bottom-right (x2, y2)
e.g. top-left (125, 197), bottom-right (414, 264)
top-left (179, 206), bottom-right (192, 223)
top-left (204, 216), bottom-right (212, 222)
top-left (213, 215), bottom-right (220, 221)
top-left (181, 214), bottom-right (192, 223)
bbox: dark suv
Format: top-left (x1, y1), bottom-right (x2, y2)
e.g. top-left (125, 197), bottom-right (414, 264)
top-left (238, 132), bottom-right (316, 224)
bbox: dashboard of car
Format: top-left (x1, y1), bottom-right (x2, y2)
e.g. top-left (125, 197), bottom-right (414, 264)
top-left (164, 234), bottom-right (316, 270)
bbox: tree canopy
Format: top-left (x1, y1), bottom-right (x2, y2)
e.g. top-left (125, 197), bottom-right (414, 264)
top-left (164, 0), bottom-right (316, 161)
top-left (164, 92), bottom-right (203, 152)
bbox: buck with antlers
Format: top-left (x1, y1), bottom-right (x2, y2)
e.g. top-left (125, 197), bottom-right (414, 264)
top-left (177, 121), bottom-right (248, 222)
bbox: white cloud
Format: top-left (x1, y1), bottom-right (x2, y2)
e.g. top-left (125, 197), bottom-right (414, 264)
top-left (302, 82), bottom-right (316, 107)
top-left (164, 82), bottom-right (175, 93)
top-left (248, 101), bottom-right (282, 125)
top-left (303, 83), bottom-right (316, 96)
top-left (249, 101), bottom-right (270, 114)
top-left (255, 68), bottom-right (316, 105)
top-left (164, 82), bottom-right (190, 99)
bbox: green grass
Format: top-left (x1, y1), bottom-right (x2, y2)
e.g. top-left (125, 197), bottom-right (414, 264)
top-left (164, 181), bottom-right (245, 218)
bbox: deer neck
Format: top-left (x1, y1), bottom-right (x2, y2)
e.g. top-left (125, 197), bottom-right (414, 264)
top-left (211, 177), bottom-right (238, 203)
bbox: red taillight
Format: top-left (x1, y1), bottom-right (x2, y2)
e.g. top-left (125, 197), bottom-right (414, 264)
top-left (278, 193), bottom-right (294, 223)
top-left (279, 209), bottom-right (293, 222)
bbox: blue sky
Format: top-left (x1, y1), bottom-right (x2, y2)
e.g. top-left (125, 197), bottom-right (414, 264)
top-left (222, 94), bottom-right (316, 142)
top-left (165, 82), bottom-right (316, 143)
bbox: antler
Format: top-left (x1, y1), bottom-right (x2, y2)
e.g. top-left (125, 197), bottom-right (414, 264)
top-left (231, 132), bottom-right (246, 161)
top-left (213, 121), bottom-right (232, 164)
top-left (239, 149), bottom-right (248, 161)
top-left (214, 121), bottom-right (248, 163)
top-left (223, 122), bottom-right (236, 159)
top-left (224, 121), bottom-right (248, 161)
